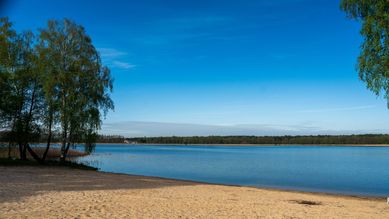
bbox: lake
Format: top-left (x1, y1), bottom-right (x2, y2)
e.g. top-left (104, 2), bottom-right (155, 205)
top-left (75, 144), bottom-right (389, 197)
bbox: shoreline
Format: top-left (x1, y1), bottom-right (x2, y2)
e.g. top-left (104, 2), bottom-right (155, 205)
top-left (97, 169), bottom-right (387, 200)
top-left (95, 142), bottom-right (389, 147)
top-left (3, 142), bottom-right (389, 147)
top-left (1, 160), bottom-right (385, 199)
top-left (1, 166), bottom-right (388, 218)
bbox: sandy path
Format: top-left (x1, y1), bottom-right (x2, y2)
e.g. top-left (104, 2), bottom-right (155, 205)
top-left (0, 166), bottom-right (388, 218)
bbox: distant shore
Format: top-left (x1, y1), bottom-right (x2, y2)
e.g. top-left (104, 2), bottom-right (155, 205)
top-left (0, 165), bottom-right (388, 218)
top-left (2, 142), bottom-right (389, 146)
top-left (95, 142), bottom-right (389, 147)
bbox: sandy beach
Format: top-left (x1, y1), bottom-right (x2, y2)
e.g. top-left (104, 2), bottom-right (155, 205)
top-left (0, 166), bottom-right (388, 219)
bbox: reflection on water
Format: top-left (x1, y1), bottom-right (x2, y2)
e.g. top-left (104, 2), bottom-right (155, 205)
top-left (75, 144), bottom-right (389, 197)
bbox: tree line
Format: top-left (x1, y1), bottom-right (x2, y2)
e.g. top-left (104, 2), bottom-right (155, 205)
top-left (5, 133), bottom-right (389, 145)
top-left (0, 17), bottom-right (114, 163)
top-left (128, 134), bottom-right (389, 145)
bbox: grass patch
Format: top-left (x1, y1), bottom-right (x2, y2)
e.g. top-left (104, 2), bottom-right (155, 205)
top-left (0, 158), bottom-right (97, 170)
top-left (0, 147), bottom-right (88, 159)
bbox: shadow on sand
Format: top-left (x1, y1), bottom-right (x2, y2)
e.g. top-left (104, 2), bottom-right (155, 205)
top-left (0, 166), bottom-right (199, 202)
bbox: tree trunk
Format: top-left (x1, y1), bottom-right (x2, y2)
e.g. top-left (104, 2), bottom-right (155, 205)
top-left (42, 110), bottom-right (53, 162)
top-left (42, 128), bottom-right (52, 162)
top-left (8, 142), bottom-right (11, 158)
top-left (21, 81), bottom-right (37, 161)
top-left (22, 144), bottom-right (27, 160)
top-left (61, 141), bottom-right (72, 162)
top-left (60, 94), bottom-right (68, 162)
top-left (60, 125), bottom-right (68, 162)
top-left (61, 130), bottom-right (72, 162)
top-left (18, 140), bottom-right (27, 160)
top-left (25, 143), bottom-right (43, 164)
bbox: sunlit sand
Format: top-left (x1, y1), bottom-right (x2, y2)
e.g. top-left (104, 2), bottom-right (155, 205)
top-left (0, 166), bottom-right (387, 218)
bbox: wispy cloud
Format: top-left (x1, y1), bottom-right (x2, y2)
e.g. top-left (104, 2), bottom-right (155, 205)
top-left (97, 47), bottom-right (135, 70)
top-left (296, 105), bottom-right (376, 113)
top-left (111, 61), bottom-right (136, 69)
top-left (156, 16), bottom-right (233, 30)
top-left (132, 8), bottom-right (309, 46)
top-left (98, 48), bottom-right (127, 59)
top-left (132, 15), bottom-right (250, 45)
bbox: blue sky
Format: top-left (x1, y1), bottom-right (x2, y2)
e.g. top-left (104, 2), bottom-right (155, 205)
top-left (2, 0), bottom-right (389, 136)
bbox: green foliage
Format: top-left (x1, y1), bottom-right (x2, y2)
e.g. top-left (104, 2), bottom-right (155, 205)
top-left (340, 0), bottom-right (389, 105)
top-left (0, 17), bottom-right (17, 127)
top-left (0, 18), bottom-right (43, 161)
top-left (37, 19), bottom-right (114, 160)
top-left (0, 17), bottom-right (114, 162)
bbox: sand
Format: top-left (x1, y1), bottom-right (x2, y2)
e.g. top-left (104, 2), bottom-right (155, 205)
top-left (0, 166), bottom-right (388, 219)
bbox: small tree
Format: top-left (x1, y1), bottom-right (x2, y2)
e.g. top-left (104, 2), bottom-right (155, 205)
top-left (1, 17), bottom-right (114, 162)
top-left (0, 18), bottom-right (43, 161)
top-left (38, 19), bottom-right (114, 162)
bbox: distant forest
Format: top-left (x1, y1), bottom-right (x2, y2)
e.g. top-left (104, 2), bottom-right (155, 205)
top-left (125, 134), bottom-right (389, 145)
top-left (2, 133), bottom-right (389, 145)
top-left (127, 134), bottom-right (389, 145)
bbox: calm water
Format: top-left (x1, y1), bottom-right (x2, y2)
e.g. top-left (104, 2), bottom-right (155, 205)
top-left (75, 144), bottom-right (389, 197)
